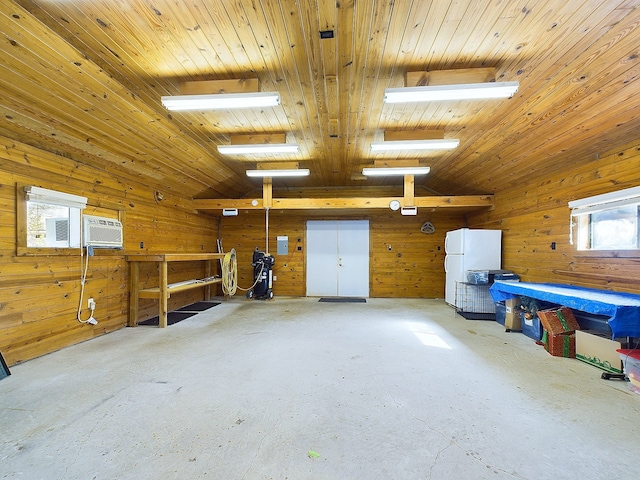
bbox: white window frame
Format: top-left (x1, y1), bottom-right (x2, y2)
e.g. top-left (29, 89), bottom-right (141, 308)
top-left (17, 185), bottom-right (87, 255)
top-left (569, 186), bottom-right (640, 254)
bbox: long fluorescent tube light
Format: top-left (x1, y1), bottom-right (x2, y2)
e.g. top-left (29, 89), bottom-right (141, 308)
top-left (384, 81), bottom-right (519, 103)
top-left (218, 144), bottom-right (300, 155)
top-left (371, 139), bottom-right (459, 151)
top-left (161, 92), bottom-right (280, 110)
top-left (246, 169), bottom-right (310, 178)
top-left (362, 167), bottom-right (431, 176)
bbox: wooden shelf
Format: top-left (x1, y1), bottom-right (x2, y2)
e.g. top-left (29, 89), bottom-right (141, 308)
top-left (126, 253), bottom-right (225, 263)
top-left (138, 277), bottom-right (222, 298)
top-left (127, 253), bottom-right (225, 328)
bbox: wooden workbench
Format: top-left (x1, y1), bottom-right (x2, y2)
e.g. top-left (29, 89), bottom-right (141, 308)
top-left (126, 253), bottom-right (225, 327)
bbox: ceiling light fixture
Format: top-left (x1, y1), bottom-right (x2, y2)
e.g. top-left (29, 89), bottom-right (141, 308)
top-left (362, 166), bottom-right (431, 176)
top-left (218, 143), bottom-right (300, 155)
top-left (370, 139), bottom-right (459, 151)
top-left (161, 91), bottom-right (281, 111)
top-left (384, 81), bottom-right (519, 103)
top-left (246, 169), bottom-right (310, 178)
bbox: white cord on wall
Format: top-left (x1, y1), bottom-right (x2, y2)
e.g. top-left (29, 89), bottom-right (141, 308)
top-left (77, 245), bottom-right (97, 325)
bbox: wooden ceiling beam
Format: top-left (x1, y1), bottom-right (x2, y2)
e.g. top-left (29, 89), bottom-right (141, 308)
top-left (230, 133), bottom-right (287, 145)
top-left (179, 78), bottom-right (259, 95)
top-left (193, 195), bottom-right (493, 211)
top-left (406, 68), bottom-right (496, 87)
top-left (256, 162), bottom-right (300, 170)
top-left (373, 159), bottom-right (420, 168)
top-left (384, 130), bottom-right (445, 141)
top-left (263, 177), bottom-right (273, 208)
top-left (404, 175), bottom-right (415, 206)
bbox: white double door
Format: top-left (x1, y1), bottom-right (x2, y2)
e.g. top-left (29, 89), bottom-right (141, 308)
top-left (306, 220), bottom-right (369, 297)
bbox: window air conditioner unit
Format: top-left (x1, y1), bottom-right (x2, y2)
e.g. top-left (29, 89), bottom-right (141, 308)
top-left (83, 215), bottom-right (123, 248)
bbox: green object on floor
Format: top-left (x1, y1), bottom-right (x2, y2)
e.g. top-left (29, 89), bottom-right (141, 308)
top-left (308, 450), bottom-right (320, 459)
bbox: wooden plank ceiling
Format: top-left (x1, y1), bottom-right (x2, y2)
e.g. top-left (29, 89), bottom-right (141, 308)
top-left (2, 0), bottom-right (640, 201)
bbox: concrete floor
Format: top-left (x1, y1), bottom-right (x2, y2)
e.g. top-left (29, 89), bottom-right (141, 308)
top-left (1, 297), bottom-right (639, 480)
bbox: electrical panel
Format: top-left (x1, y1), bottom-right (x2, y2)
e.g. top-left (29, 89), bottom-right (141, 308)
top-left (277, 236), bottom-right (288, 255)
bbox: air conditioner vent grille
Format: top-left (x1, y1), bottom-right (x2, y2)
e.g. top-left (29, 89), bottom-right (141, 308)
top-left (83, 215), bottom-right (123, 248)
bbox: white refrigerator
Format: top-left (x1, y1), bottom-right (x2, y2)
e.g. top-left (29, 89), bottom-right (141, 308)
top-left (444, 228), bottom-right (502, 306)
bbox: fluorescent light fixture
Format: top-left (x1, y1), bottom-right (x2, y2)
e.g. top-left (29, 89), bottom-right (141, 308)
top-left (384, 81), bottom-right (519, 103)
top-left (161, 92), bottom-right (280, 110)
top-left (218, 143), bottom-right (300, 155)
top-left (246, 169), bottom-right (310, 178)
top-left (362, 166), bottom-right (431, 176)
top-left (371, 139), bottom-right (459, 151)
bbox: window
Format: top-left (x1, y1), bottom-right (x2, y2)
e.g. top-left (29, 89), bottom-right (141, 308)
top-left (17, 185), bottom-right (87, 254)
top-left (27, 202), bottom-right (82, 248)
top-left (569, 186), bottom-right (640, 252)
top-left (17, 184), bottom-right (124, 256)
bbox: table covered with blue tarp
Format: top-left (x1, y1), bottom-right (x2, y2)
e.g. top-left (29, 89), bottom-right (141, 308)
top-left (489, 281), bottom-right (640, 338)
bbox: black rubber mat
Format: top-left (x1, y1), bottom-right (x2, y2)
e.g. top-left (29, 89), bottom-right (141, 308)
top-left (176, 302), bottom-right (221, 312)
top-left (0, 350), bottom-right (10, 381)
top-left (138, 311), bottom-right (197, 326)
top-left (457, 311), bottom-right (496, 321)
top-left (319, 297), bottom-right (367, 303)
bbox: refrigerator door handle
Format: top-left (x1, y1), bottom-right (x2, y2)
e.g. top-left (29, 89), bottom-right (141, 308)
top-left (444, 255), bottom-right (449, 273)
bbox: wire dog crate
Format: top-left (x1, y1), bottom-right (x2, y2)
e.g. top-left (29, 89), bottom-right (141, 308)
top-left (455, 281), bottom-right (496, 314)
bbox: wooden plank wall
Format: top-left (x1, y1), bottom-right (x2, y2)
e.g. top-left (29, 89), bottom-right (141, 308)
top-left (0, 135), bottom-right (218, 366)
top-left (467, 140), bottom-right (640, 293)
top-left (219, 209), bottom-right (465, 299)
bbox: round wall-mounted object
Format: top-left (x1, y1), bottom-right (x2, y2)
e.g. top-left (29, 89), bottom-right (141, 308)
top-left (251, 199), bottom-right (259, 206)
top-left (389, 199), bottom-right (401, 211)
top-left (420, 221), bottom-right (436, 234)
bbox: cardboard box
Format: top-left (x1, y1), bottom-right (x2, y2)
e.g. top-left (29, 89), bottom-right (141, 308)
top-left (537, 307), bottom-right (580, 334)
top-left (577, 330), bottom-right (623, 374)
top-left (504, 297), bottom-right (521, 331)
top-left (542, 330), bottom-right (576, 357)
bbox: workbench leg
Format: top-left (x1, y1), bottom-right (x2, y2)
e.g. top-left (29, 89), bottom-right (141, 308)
top-left (159, 261), bottom-right (168, 328)
top-left (205, 260), bottom-right (212, 301)
top-left (128, 262), bottom-right (139, 327)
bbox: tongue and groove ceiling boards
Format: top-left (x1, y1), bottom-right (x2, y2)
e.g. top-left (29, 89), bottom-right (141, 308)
top-left (3, 1), bottom-right (640, 200)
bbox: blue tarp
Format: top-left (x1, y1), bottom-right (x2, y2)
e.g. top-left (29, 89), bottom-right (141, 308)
top-left (489, 281), bottom-right (640, 339)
